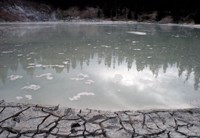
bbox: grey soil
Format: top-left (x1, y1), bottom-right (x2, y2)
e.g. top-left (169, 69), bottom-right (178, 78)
top-left (0, 100), bottom-right (200, 137)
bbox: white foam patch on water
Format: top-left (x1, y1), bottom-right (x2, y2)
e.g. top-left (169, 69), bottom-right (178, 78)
top-left (71, 73), bottom-right (89, 81)
top-left (63, 61), bottom-right (69, 65)
top-left (113, 74), bottom-right (123, 83)
top-left (22, 84), bottom-right (41, 91)
top-left (15, 44), bottom-right (22, 47)
top-left (26, 66), bottom-right (35, 69)
top-left (132, 41), bottom-right (138, 44)
top-left (127, 31), bottom-right (147, 35)
top-left (16, 96), bottom-right (23, 100)
top-left (173, 34), bottom-right (180, 38)
top-left (25, 95), bottom-right (32, 100)
top-left (69, 92), bottom-right (95, 101)
top-left (28, 63), bottom-right (35, 66)
top-left (2, 51), bottom-right (13, 54)
top-left (8, 75), bottom-right (23, 81)
top-left (27, 64), bottom-right (65, 68)
top-left (78, 73), bottom-right (89, 78)
top-left (101, 45), bottom-right (111, 48)
top-left (147, 56), bottom-right (152, 59)
top-left (17, 54), bottom-right (23, 57)
top-left (70, 77), bottom-right (85, 81)
top-left (58, 53), bottom-right (64, 55)
top-left (36, 73), bottom-right (53, 80)
top-left (133, 49), bottom-right (141, 51)
top-left (53, 65), bottom-right (65, 68)
top-left (27, 63), bottom-right (42, 68)
top-left (85, 80), bottom-right (95, 85)
top-left (125, 39), bottom-right (131, 41)
top-left (114, 47), bottom-right (119, 50)
top-left (29, 52), bottom-right (36, 55)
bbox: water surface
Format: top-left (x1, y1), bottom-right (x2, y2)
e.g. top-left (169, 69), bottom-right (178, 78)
top-left (0, 22), bottom-right (200, 110)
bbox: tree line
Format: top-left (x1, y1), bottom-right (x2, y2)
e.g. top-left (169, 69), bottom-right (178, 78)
top-left (28, 0), bottom-right (200, 23)
top-left (3, 0), bottom-right (200, 23)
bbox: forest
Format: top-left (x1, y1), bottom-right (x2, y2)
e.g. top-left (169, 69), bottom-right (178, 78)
top-left (50, 0), bottom-right (200, 21)
top-left (1, 0), bottom-right (200, 23)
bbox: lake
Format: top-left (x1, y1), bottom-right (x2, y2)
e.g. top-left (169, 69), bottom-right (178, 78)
top-left (0, 22), bottom-right (200, 110)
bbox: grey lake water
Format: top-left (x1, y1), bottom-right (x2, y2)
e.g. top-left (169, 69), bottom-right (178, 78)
top-left (0, 22), bottom-right (200, 110)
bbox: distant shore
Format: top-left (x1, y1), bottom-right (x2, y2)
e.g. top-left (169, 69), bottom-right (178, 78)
top-left (0, 20), bottom-right (200, 30)
top-left (1, 0), bottom-right (200, 24)
top-left (0, 100), bottom-right (200, 137)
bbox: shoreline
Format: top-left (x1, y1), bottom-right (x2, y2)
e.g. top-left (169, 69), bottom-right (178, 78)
top-left (0, 20), bottom-right (200, 29)
top-left (0, 100), bottom-right (200, 137)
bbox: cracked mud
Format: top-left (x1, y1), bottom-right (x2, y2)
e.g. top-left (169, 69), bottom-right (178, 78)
top-left (0, 100), bottom-right (200, 137)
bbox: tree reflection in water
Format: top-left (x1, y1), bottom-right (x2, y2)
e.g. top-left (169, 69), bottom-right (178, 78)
top-left (0, 23), bottom-right (200, 92)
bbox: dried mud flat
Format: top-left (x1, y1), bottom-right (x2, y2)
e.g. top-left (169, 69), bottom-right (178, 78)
top-left (0, 100), bottom-right (200, 138)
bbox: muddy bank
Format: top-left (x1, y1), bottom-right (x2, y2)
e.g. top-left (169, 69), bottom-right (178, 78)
top-left (0, 0), bottom-right (200, 23)
top-left (0, 100), bottom-right (200, 137)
